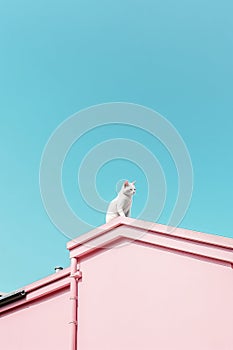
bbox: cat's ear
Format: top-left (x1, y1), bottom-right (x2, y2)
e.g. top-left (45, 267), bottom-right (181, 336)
top-left (124, 180), bottom-right (129, 187)
top-left (132, 180), bottom-right (136, 185)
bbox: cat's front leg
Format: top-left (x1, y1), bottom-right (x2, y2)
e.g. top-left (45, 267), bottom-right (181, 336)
top-left (116, 197), bottom-right (127, 217)
top-left (118, 209), bottom-right (126, 217)
top-left (125, 209), bottom-right (130, 217)
top-left (117, 203), bottom-right (126, 217)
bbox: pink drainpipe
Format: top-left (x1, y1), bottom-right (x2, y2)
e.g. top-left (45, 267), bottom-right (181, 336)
top-left (70, 257), bottom-right (82, 350)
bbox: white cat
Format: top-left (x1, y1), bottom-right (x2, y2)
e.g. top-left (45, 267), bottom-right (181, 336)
top-left (106, 180), bottom-right (136, 223)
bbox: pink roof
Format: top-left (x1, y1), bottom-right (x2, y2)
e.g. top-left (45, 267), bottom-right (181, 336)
top-left (0, 267), bottom-right (70, 315)
top-left (1, 218), bottom-right (233, 350)
top-left (67, 217), bottom-right (233, 264)
top-left (1, 217), bottom-right (233, 315)
top-left (1, 216), bottom-right (232, 317)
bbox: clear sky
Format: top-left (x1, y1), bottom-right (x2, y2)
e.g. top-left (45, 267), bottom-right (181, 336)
top-left (0, 0), bottom-right (232, 292)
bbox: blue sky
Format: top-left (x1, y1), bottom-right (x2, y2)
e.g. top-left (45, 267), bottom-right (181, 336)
top-left (0, 0), bottom-right (232, 292)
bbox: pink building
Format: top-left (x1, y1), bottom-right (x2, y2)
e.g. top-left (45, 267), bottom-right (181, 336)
top-left (1, 217), bottom-right (233, 350)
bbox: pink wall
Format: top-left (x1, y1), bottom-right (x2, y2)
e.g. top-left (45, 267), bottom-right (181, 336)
top-left (1, 218), bottom-right (233, 350)
top-left (0, 270), bottom-right (71, 350)
top-left (68, 219), bottom-right (233, 350)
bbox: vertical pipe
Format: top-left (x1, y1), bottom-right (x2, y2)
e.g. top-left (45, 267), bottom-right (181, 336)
top-left (70, 257), bottom-right (78, 350)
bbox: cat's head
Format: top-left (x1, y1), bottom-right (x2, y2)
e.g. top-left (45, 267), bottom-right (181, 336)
top-left (122, 180), bottom-right (136, 196)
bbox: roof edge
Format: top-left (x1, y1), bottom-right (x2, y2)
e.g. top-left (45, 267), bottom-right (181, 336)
top-left (67, 217), bottom-right (233, 252)
top-left (0, 268), bottom-right (71, 315)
